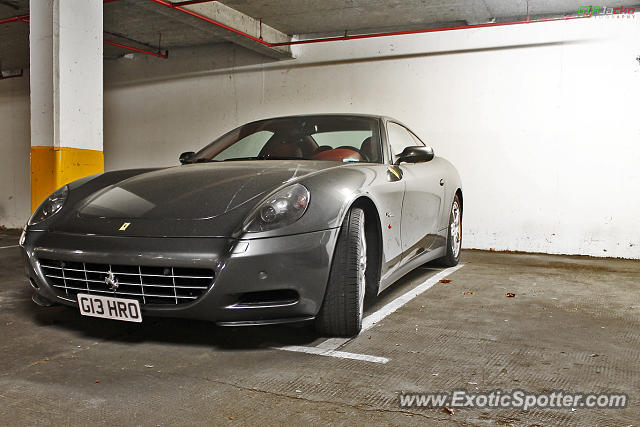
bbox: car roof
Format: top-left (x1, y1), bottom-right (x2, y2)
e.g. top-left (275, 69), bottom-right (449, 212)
top-left (244, 113), bottom-right (399, 125)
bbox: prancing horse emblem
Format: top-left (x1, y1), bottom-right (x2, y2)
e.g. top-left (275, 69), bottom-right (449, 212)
top-left (105, 271), bottom-right (119, 291)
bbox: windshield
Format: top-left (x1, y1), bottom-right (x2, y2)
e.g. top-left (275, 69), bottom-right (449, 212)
top-left (190, 116), bottom-right (383, 163)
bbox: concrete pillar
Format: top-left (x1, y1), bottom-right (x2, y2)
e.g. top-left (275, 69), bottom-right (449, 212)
top-left (29, 0), bottom-right (103, 211)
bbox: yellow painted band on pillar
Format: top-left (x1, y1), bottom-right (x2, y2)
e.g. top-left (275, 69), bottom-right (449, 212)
top-left (30, 146), bottom-right (104, 212)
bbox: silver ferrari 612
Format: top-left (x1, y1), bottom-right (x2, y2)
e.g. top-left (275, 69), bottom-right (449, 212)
top-left (21, 114), bottom-right (462, 337)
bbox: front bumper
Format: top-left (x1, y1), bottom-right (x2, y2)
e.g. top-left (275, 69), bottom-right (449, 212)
top-left (22, 228), bottom-right (339, 324)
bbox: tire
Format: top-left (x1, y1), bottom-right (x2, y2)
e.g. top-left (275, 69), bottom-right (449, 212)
top-left (315, 208), bottom-right (367, 337)
top-left (439, 194), bottom-right (462, 267)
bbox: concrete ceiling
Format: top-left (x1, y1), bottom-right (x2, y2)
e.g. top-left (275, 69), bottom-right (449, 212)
top-left (1, 0), bottom-right (639, 73)
top-left (0, 0), bottom-right (28, 72)
top-left (224, 0), bottom-right (639, 34)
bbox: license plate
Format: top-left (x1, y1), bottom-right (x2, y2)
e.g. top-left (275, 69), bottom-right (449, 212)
top-left (77, 293), bottom-right (142, 323)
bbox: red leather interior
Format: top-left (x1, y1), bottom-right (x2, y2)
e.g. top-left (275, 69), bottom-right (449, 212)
top-left (312, 148), bottom-right (363, 162)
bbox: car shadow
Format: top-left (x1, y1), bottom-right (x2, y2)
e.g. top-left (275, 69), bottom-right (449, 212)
top-left (31, 305), bottom-right (321, 350)
top-left (26, 260), bottom-right (446, 351)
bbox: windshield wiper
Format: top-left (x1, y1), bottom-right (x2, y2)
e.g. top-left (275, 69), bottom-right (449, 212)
top-left (220, 156), bottom-right (306, 161)
top-left (191, 158), bottom-right (219, 163)
top-left (222, 157), bottom-right (263, 161)
top-left (261, 156), bottom-right (306, 160)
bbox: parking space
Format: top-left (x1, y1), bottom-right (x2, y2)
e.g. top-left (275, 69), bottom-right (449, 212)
top-left (1, 229), bottom-right (638, 425)
top-left (2, 0), bottom-right (638, 424)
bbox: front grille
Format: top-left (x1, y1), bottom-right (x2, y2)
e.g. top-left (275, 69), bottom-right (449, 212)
top-left (39, 259), bottom-right (214, 305)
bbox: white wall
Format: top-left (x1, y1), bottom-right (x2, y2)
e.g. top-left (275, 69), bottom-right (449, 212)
top-left (30, 0), bottom-right (104, 151)
top-left (0, 77), bottom-right (30, 229)
top-left (103, 15), bottom-right (640, 258)
top-left (3, 15), bottom-right (639, 258)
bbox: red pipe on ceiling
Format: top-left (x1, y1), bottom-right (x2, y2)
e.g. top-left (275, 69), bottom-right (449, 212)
top-left (0, 14), bottom-right (29, 25)
top-left (104, 40), bottom-right (168, 58)
top-left (271, 15), bottom-right (591, 46)
top-left (149, 0), bottom-right (267, 46)
top-left (171, 0), bottom-right (217, 6)
top-left (1, 0), bottom-right (593, 56)
top-left (149, 0), bottom-right (591, 48)
top-left (0, 1), bottom-right (167, 60)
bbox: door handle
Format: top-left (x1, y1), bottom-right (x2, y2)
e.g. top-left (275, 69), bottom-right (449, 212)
top-left (439, 179), bottom-right (444, 186)
top-left (387, 167), bottom-right (403, 182)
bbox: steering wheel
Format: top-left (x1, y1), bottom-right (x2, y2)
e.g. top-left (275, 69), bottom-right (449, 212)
top-left (335, 146), bottom-right (369, 162)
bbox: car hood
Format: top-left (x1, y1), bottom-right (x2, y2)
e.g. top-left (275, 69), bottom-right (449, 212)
top-left (53, 161), bottom-right (340, 238)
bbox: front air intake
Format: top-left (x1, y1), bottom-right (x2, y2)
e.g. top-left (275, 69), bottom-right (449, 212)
top-left (39, 259), bottom-right (214, 305)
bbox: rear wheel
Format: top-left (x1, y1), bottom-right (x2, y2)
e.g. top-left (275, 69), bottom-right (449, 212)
top-left (315, 208), bottom-right (366, 337)
top-left (439, 194), bottom-right (462, 267)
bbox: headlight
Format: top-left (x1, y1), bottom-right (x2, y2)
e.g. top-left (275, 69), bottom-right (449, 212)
top-left (244, 183), bottom-right (310, 232)
top-left (28, 185), bottom-right (69, 226)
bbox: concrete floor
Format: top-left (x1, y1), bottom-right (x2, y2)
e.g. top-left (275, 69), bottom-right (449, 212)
top-left (1, 228), bottom-right (639, 426)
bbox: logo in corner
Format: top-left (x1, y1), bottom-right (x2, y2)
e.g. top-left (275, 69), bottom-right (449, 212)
top-left (105, 271), bottom-right (119, 291)
top-left (119, 222), bottom-right (131, 231)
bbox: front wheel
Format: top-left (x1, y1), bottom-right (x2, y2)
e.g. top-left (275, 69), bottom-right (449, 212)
top-left (439, 194), bottom-right (462, 267)
top-left (315, 208), bottom-right (367, 337)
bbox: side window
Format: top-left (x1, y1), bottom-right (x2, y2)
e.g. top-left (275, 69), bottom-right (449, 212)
top-left (387, 122), bottom-right (417, 163)
top-left (409, 132), bottom-right (426, 147)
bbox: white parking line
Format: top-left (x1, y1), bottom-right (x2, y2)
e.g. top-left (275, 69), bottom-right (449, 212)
top-left (361, 264), bottom-right (464, 332)
top-left (0, 245), bottom-right (19, 250)
top-left (315, 337), bottom-right (350, 349)
top-left (277, 345), bottom-right (390, 364)
top-left (275, 264), bottom-right (464, 363)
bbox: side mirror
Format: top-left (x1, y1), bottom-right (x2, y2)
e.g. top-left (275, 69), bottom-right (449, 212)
top-left (394, 146), bottom-right (434, 165)
top-left (179, 151), bottom-right (195, 164)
